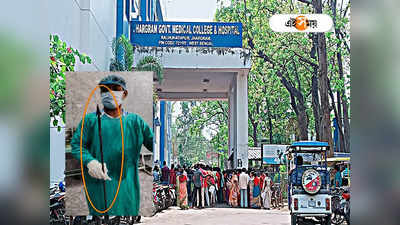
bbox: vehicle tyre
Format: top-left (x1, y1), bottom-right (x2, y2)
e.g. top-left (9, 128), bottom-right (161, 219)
top-left (331, 212), bottom-right (344, 225)
top-left (291, 214), bottom-right (297, 225)
top-left (87, 216), bottom-right (101, 225)
top-left (331, 196), bottom-right (341, 214)
top-left (110, 216), bottom-right (120, 225)
top-left (72, 216), bottom-right (86, 225)
top-left (324, 215), bottom-right (332, 225)
top-left (345, 212), bottom-right (350, 225)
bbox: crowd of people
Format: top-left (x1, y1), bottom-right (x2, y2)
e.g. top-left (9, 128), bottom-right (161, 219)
top-left (153, 161), bottom-right (281, 210)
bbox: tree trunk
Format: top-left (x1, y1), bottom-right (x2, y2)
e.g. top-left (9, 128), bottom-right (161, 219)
top-left (331, 0), bottom-right (347, 153)
top-left (314, 0), bottom-right (334, 156)
top-left (328, 77), bottom-right (346, 154)
top-left (335, 52), bottom-right (346, 153)
top-left (279, 72), bottom-right (309, 140)
top-left (253, 122), bottom-right (258, 147)
top-left (297, 104), bottom-right (309, 140)
top-left (266, 98), bottom-right (274, 144)
top-left (248, 109), bottom-right (259, 147)
top-left (310, 33), bottom-right (321, 141)
top-left (342, 97), bottom-right (350, 152)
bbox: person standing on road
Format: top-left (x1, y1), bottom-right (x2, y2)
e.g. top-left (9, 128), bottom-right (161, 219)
top-left (216, 168), bottom-right (223, 204)
top-left (261, 173), bottom-right (272, 210)
top-left (237, 170), bottom-right (242, 207)
top-left (239, 168), bottom-right (250, 208)
top-left (153, 165), bottom-right (160, 183)
top-left (228, 172), bottom-right (239, 207)
top-left (248, 171), bottom-right (254, 208)
top-left (251, 173), bottom-right (262, 209)
top-left (71, 74), bottom-right (153, 216)
top-left (199, 164), bottom-right (209, 207)
top-left (177, 168), bottom-right (189, 209)
top-left (208, 169), bottom-right (217, 207)
top-left (334, 165), bottom-right (342, 188)
top-left (169, 164), bottom-right (177, 187)
top-left (192, 164), bottom-right (204, 208)
top-left (161, 161), bottom-right (169, 185)
top-left (224, 171), bottom-right (230, 204)
top-left (186, 167), bottom-right (193, 205)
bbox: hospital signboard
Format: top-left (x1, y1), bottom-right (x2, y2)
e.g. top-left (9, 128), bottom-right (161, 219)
top-left (131, 21), bottom-right (242, 48)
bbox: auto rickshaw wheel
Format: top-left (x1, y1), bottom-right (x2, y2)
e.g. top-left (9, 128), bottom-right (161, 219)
top-left (324, 215), bottom-right (332, 225)
top-left (291, 214), bottom-right (297, 225)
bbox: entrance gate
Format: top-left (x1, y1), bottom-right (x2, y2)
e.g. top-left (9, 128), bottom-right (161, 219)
top-left (133, 47), bottom-right (251, 168)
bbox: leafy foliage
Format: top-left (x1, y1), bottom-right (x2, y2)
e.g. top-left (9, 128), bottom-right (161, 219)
top-left (173, 0), bottom-right (351, 163)
top-left (109, 35), bottom-right (134, 71)
top-left (50, 34), bottom-right (91, 131)
top-left (135, 55), bottom-right (164, 107)
top-left (135, 56), bottom-right (164, 83)
top-left (173, 102), bottom-right (213, 166)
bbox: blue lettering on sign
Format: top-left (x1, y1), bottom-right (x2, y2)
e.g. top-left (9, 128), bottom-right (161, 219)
top-left (131, 21), bottom-right (242, 48)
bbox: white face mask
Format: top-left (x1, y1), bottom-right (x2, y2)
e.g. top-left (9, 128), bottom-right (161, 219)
top-left (101, 91), bottom-right (124, 109)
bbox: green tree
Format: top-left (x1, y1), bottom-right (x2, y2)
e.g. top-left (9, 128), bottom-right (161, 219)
top-left (135, 56), bottom-right (163, 83)
top-left (50, 34), bottom-right (91, 131)
top-left (109, 35), bottom-right (134, 71)
top-left (215, 0), bottom-right (350, 155)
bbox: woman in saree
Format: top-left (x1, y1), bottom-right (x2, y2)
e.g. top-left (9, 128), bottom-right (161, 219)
top-left (261, 173), bottom-right (272, 210)
top-left (177, 168), bottom-right (189, 209)
top-left (224, 172), bottom-right (230, 204)
top-left (228, 173), bottom-right (239, 207)
top-left (251, 173), bottom-right (262, 208)
top-left (248, 172), bottom-right (254, 208)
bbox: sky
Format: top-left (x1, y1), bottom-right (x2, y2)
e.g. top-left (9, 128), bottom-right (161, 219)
top-left (160, 0), bottom-right (231, 22)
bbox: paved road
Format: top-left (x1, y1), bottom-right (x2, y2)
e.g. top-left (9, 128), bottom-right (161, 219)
top-left (141, 207), bottom-right (290, 225)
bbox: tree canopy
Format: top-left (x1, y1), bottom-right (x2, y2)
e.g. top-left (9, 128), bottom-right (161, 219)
top-left (172, 0), bottom-right (350, 162)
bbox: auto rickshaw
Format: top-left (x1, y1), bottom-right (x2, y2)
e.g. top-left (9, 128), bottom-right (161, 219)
top-left (286, 141), bottom-right (332, 225)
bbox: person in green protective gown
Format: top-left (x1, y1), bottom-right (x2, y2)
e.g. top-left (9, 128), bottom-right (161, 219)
top-left (71, 75), bottom-right (153, 216)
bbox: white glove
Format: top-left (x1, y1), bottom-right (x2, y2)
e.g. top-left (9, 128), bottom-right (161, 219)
top-left (87, 160), bottom-right (112, 181)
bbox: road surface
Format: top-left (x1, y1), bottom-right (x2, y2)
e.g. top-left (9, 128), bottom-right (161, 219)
top-left (141, 206), bottom-right (290, 225)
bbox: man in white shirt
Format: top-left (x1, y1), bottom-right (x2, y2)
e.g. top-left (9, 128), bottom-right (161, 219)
top-left (239, 168), bottom-right (250, 208)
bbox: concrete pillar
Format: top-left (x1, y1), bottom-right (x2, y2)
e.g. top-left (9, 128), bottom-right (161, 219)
top-left (233, 76), bottom-right (238, 168)
top-left (235, 71), bottom-right (248, 169)
top-left (160, 101), bottom-right (165, 165)
top-left (153, 103), bottom-right (160, 164)
top-left (228, 84), bottom-right (235, 169)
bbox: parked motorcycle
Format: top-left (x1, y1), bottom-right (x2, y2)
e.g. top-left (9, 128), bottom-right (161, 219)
top-left (341, 191), bottom-right (350, 224)
top-left (168, 184), bottom-right (176, 206)
top-left (153, 183), bottom-right (165, 212)
top-left (50, 182), bottom-right (68, 225)
top-left (152, 182), bottom-right (176, 213)
top-left (331, 188), bottom-right (350, 225)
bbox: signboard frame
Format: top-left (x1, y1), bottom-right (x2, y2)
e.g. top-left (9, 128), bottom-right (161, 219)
top-left (130, 21), bottom-right (243, 48)
top-left (261, 144), bottom-right (288, 165)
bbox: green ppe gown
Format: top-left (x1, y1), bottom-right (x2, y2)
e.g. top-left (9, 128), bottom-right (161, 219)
top-left (71, 111), bottom-right (153, 216)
